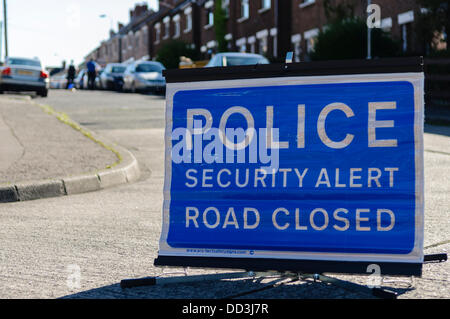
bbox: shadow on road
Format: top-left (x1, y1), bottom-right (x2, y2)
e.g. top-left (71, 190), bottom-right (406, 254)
top-left (59, 276), bottom-right (415, 299)
top-left (425, 124), bottom-right (450, 137)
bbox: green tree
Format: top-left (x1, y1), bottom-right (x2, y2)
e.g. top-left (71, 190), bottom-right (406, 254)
top-left (156, 40), bottom-right (200, 69)
top-left (323, 0), bottom-right (357, 24)
top-left (214, 0), bottom-right (228, 52)
top-left (310, 18), bottom-right (401, 61)
top-left (415, 0), bottom-right (449, 56)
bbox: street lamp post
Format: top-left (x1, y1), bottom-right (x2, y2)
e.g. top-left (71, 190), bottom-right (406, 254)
top-left (99, 14), bottom-right (114, 34)
top-left (367, 0), bottom-right (372, 60)
top-left (0, 21), bottom-right (3, 61)
top-left (3, 0), bottom-right (8, 58)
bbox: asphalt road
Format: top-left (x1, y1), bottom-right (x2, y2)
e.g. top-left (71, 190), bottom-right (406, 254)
top-left (0, 89), bottom-right (448, 300)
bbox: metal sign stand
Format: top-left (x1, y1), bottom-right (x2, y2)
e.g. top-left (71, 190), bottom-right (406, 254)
top-left (120, 253), bottom-right (447, 299)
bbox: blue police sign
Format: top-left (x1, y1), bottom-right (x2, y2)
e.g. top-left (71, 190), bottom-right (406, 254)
top-left (157, 66), bottom-right (424, 271)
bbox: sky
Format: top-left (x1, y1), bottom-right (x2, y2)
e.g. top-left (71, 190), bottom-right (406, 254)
top-left (2, 0), bottom-right (158, 68)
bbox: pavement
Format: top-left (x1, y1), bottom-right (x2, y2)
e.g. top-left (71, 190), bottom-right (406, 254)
top-left (0, 90), bottom-right (448, 300)
top-left (0, 94), bottom-right (140, 202)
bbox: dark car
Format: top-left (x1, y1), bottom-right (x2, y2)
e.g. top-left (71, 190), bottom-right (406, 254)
top-left (99, 63), bottom-right (126, 91)
top-left (0, 57), bottom-right (49, 97)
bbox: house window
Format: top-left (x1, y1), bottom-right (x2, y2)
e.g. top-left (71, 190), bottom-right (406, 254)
top-left (248, 36), bottom-right (256, 53)
top-left (256, 29), bottom-right (269, 55)
top-left (270, 28), bottom-right (277, 57)
top-left (155, 23), bottom-right (161, 43)
top-left (208, 10), bottom-right (214, 26)
top-left (205, 0), bottom-right (214, 28)
top-left (222, 0), bottom-right (230, 18)
top-left (236, 37), bottom-right (246, 52)
top-left (398, 11), bottom-right (414, 53)
top-left (380, 17), bottom-right (392, 31)
top-left (300, 0), bottom-right (315, 8)
top-left (135, 32), bottom-right (140, 49)
top-left (304, 28), bottom-right (319, 60)
top-left (184, 7), bottom-right (192, 32)
top-left (305, 37), bottom-right (316, 54)
top-left (240, 0), bottom-right (249, 20)
top-left (173, 15), bottom-right (180, 38)
top-left (128, 32), bottom-right (133, 50)
top-left (401, 24), bottom-right (412, 52)
top-left (122, 37), bottom-right (127, 52)
top-left (291, 34), bottom-right (302, 62)
top-left (261, 0), bottom-right (271, 11)
top-left (142, 27), bottom-right (148, 47)
top-left (258, 37), bottom-right (268, 55)
top-left (163, 17), bottom-right (170, 39)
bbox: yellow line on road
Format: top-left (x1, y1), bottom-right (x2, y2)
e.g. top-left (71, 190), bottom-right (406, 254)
top-left (33, 101), bottom-right (122, 169)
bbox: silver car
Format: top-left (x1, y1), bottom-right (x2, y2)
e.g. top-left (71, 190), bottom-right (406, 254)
top-left (0, 57), bottom-right (49, 97)
top-left (123, 61), bottom-right (166, 94)
top-left (205, 52), bottom-right (270, 67)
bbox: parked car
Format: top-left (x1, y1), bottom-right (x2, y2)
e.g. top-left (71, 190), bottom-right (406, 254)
top-left (50, 73), bottom-right (68, 89)
top-left (95, 69), bottom-right (104, 90)
top-left (123, 61), bottom-right (166, 94)
top-left (205, 52), bottom-right (270, 68)
top-left (0, 57), bottom-right (49, 97)
top-left (99, 63), bottom-right (126, 91)
top-left (74, 69), bottom-right (86, 89)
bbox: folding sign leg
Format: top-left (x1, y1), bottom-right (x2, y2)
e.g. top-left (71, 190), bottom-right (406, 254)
top-left (424, 253), bottom-right (448, 263)
top-left (120, 271), bottom-right (263, 289)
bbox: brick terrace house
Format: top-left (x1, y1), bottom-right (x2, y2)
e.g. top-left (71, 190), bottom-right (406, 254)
top-left (150, 0), bottom-right (202, 59)
top-left (290, 0), bottom-right (422, 62)
top-left (85, 0), bottom-right (429, 68)
top-left (151, 0), bottom-right (293, 61)
top-left (198, 0), bottom-right (291, 61)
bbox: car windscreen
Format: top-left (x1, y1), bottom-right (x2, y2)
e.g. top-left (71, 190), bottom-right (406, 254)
top-left (8, 58), bottom-right (41, 67)
top-left (206, 56), bottom-right (220, 67)
top-left (135, 63), bottom-right (163, 73)
top-left (225, 56), bottom-right (269, 66)
top-left (111, 66), bottom-right (126, 73)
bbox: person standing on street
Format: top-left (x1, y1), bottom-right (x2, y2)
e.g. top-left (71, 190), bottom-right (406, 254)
top-left (66, 61), bottom-right (76, 89)
top-left (86, 59), bottom-right (97, 90)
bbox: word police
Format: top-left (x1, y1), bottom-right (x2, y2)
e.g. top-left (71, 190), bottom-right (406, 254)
top-left (173, 101), bottom-right (398, 158)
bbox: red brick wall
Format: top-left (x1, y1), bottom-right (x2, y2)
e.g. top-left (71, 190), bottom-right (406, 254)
top-left (291, 0), bottom-right (422, 61)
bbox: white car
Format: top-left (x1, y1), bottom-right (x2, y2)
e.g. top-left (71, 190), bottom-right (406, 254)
top-left (205, 52), bottom-right (270, 67)
top-left (0, 57), bottom-right (49, 97)
top-left (50, 73), bottom-right (68, 89)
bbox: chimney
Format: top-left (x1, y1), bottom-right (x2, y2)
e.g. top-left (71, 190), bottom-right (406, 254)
top-left (130, 3), bottom-right (149, 19)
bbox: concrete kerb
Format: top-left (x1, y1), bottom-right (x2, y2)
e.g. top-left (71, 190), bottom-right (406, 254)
top-left (0, 99), bottom-right (141, 203)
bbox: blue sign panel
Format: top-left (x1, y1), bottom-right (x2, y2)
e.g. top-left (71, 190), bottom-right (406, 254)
top-left (159, 74), bottom-right (424, 263)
